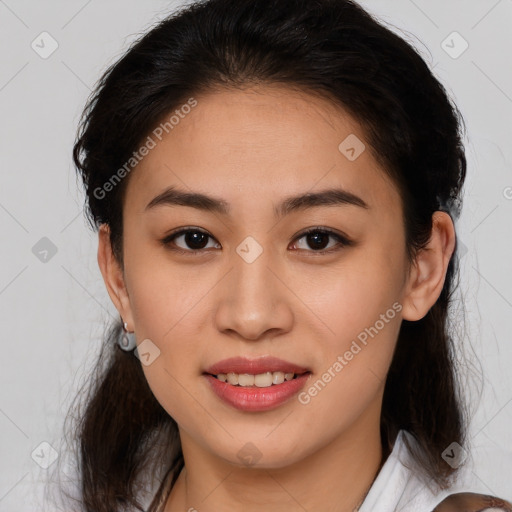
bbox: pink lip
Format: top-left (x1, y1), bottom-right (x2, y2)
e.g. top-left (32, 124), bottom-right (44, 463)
top-left (204, 356), bottom-right (310, 375)
top-left (204, 373), bottom-right (311, 412)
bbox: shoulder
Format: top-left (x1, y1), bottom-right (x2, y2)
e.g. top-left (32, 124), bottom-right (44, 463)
top-left (431, 492), bottom-right (512, 511)
top-left (360, 430), bottom-right (512, 512)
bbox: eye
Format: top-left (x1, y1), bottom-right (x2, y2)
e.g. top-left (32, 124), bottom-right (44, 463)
top-left (290, 227), bottom-right (353, 254)
top-left (161, 227), bottom-right (220, 254)
top-left (160, 226), bottom-right (353, 255)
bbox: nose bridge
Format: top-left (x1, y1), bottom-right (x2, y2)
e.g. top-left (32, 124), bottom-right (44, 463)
top-left (233, 244), bottom-right (272, 298)
top-left (214, 236), bottom-right (292, 339)
top-left (231, 237), bottom-right (276, 311)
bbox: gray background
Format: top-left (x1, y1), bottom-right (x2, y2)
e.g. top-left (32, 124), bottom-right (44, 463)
top-left (0, 0), bottom-right (511, 509)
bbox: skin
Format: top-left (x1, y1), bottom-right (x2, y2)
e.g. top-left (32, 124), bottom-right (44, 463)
top-left (97, 85), bottom-right (455, 511)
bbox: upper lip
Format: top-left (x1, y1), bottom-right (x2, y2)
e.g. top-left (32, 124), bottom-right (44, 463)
top-left (204, 356), bottom-right (310, 375)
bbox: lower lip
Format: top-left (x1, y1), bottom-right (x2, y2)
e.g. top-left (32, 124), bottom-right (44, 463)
top-left (204, 373), bottom-right (311, 412)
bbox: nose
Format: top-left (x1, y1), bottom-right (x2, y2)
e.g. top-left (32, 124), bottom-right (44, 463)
top-left (214, 245), bottom-right (294, 341)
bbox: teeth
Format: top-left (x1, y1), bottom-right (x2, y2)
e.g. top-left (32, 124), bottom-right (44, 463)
top-left (215, 371), bottom-right (299, 387)
top-left (226, 372), bottom-right (238, 385)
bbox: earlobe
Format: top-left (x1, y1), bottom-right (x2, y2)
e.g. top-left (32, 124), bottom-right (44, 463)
top-left (97, 224), bottom-right (134, 329)
top-left (401, 211), bottom-right (456, 322)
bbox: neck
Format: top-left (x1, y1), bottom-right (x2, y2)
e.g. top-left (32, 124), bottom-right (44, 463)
top-left (165, 409), bottom-right (385, 512)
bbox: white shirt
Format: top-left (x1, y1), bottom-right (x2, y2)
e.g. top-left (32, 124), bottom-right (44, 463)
top-left (359, 429), bottom-right (505, 512)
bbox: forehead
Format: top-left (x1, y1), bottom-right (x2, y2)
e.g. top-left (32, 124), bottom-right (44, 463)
top-left (125, 85), bottom-right (401, 218)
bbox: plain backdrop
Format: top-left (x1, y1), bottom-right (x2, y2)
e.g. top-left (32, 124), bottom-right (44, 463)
top-left (0, 0), bottom-right (511, 509)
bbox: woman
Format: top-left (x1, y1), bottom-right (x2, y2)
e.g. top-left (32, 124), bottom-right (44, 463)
top-left (65, 0), bottom-right (512, 510)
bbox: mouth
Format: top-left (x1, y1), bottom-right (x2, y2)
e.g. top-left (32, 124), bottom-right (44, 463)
top-left (205, 370), bottom-right (309, 387)
top-left (203, 371), bottom-right (312, 412)
top-left (202, 356), bottom-right (312, 411)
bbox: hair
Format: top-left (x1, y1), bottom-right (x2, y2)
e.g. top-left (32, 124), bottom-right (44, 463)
top-left (67, 0), bottom-right (469, 510)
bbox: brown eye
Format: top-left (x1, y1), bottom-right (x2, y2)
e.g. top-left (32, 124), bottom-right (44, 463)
top-left (162, 228), bottom-right (220, 253)
top-left (291, 228), bottom-right (352, 253)
top-left (161, 226), bottom-right (352, 255)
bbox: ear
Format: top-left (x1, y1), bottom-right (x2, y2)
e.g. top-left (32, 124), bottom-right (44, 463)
top-left (97, 224), bottom-right (134, 330)
top-left (402, 211), bottom-right (456, 321)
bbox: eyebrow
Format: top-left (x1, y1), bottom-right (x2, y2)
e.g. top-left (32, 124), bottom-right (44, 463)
top-left (145, 185), bottom-right (369, 218)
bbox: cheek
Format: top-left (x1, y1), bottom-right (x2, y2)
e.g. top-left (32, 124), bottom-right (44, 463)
top-left (123, 256), bottom-right (211, 415)
top-left (295, 280), bottom-right (403, 440)
top-left (305, 242), bottom-right (406, 393)
top-left (124, 241), bottom-right (212, 342)
top-left (129, 277), bottom-right (207, 376)
top-left (314, 249), bottom-right (404, 337)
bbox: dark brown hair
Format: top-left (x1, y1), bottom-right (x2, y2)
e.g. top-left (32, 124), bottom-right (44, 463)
top-left (67, 0), bottom-right (470, 509)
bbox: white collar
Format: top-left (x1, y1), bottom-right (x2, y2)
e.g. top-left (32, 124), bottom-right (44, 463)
top-left (359, 429), bottom-right (480, 512)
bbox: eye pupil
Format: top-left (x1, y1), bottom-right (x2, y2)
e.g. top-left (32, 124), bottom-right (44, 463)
top-left (186, 231), bottom-right (209, 249)
top-left (307, 232), bottom-right (329, 250)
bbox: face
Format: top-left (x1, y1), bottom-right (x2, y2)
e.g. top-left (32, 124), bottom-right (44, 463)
top-left (104, 85), bottom-right (415, 468)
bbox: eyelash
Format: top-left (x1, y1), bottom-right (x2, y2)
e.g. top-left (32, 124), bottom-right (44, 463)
top-left (160, 226), bottom-right (353, 255)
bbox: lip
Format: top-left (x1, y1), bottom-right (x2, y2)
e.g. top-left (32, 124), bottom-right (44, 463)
top-left (204, 356), bottom-right (310, 375)
top-left (204, 372), bottom-right (311, 412)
